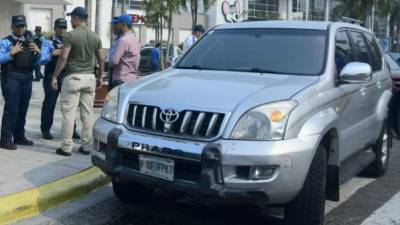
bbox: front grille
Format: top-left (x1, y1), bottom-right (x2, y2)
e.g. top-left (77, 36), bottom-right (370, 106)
top-left (120, 151), bottom-right (201, 183)
top-left (125, 103), bottom-right (225, 139)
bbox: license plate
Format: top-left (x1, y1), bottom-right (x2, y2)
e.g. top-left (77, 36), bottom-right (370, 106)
top-left (139, 155), bottom-right (175, 181)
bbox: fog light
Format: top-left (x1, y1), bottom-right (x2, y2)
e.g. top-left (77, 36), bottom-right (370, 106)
top-left (250, 166), bottom-right (277, 180)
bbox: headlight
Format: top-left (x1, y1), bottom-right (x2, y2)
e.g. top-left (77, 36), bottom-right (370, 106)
top-left (101, 86), bottom-right (120, 123)
top-left (230, 100), bottom-right (298, 140)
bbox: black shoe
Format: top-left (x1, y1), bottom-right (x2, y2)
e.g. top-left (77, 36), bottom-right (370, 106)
top-left (73, 131), bottom-right (81, 139)
top-left (14, 137), bottom-right (34, 146)
top-left (0, 142), bottom-right (17, 150)
top-left (56, 148), bottom-right (71, 157)
top-left (42, 131), bottom-right (53, 140)
top-left (79, 147), bottom-right (90, 155)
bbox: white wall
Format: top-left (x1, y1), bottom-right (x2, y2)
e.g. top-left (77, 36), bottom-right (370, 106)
top-left (207, 0), bottom-right (248, 27)
top-left (0, 0), bottom-right (23, 37)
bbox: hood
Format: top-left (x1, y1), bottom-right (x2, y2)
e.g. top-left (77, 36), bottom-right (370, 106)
top-left (121, 69), bottom-right (319, 111)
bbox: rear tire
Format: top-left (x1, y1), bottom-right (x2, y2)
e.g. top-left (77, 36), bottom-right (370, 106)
top-left (285, 145), bottom-right (327, 225)
top-left (112, 178), bottom-right (153, 204)
top-left (363, 121), bottom-right (391, 178)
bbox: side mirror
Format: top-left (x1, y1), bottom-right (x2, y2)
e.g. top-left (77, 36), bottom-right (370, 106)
top-left (339, 62), bottom-right (372, 83)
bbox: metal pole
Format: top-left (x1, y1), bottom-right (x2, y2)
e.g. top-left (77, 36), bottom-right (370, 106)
top-left (371, 0), bottom-right (375, 31)
top-left (305, 0), bottom-right (310, 20)
top-left (325, 0), bottom-right (330, 21)
top-left (287, 0), bottom-right (293, 20)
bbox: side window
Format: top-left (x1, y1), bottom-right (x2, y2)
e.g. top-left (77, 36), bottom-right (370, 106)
top-left (348, 31), bottom-right (371, 65)
top-left (364, 33), bottom-right (383, 72)
top-left (335, 30), bottom-right (353, 73)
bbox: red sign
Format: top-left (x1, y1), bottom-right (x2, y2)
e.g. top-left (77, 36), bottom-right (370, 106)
top-left (130, 14), bottom-right (146, 23)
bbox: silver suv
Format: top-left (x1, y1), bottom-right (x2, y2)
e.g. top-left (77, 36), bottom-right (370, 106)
top-left (92, 21), bottom-right (393, 225)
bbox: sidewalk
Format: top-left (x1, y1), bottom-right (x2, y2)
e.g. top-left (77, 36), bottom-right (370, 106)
top-left (0, 82), bottom-right (109, 224)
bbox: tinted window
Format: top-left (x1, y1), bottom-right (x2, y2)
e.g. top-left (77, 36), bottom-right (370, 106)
top-left (335, 30), bottom-right (353, 73)
top-left (177, 29), bottom-right (327, 76)
top-left (349, 31), bottom-right (371, 65)
top-left (364, 33), bottom-right (383, 71)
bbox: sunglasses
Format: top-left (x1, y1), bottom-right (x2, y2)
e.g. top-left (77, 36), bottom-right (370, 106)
top-left (57, 26), bottom-right (67, 29)
top-left (15, 24), bottom-right (26, 28)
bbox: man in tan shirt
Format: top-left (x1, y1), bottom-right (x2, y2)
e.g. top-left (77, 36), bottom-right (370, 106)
top-left (51, 7), bottom-right (104, 156)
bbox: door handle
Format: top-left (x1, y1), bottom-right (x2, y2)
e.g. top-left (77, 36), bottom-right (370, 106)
top-left (376, 81), bottom-right (382, 89)
top-left (360, 87), bottom-right (367, 95)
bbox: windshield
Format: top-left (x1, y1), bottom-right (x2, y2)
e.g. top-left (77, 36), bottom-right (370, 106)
top-left (176, 28), bottom-right (327, 76)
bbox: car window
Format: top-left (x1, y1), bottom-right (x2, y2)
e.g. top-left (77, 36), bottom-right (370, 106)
top-left (348, 31), bottom-right (371, 66)
top-left (177, 28), bottom-right (327, 76)
top-left (364, 33), bottom-right (383, 72)
top-left (335, 30), bottom-right (353, 73)
top-left (385, 55), bottom-right (400, 70)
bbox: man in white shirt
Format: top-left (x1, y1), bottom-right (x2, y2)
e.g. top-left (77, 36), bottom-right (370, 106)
top-left (183, 24), bottom-right (205, 52)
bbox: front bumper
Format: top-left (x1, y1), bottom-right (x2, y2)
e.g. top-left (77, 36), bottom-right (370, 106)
top-left (92, 118), bottom-right (321, 205)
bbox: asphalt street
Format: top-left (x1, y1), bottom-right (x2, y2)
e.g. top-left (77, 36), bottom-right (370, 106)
top-left (15, 140), bottom-right (400, 225)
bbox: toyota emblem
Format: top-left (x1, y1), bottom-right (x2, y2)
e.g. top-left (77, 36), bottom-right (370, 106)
top-left (160, 109), bottom-right (179, 123)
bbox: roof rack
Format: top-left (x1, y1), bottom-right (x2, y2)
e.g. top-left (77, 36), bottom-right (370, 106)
top-left (337, 17), bottom-right (363, 26)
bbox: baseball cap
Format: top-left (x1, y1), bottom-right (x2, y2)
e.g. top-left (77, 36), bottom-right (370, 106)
top-left (12, 15), bottom-right (27, 26)
top-left (35, 26), bottom-right (42, 32)
top-left (66, 7), bottom-right (88, 19)
top-left (193, 24), bottom-right (205, 33)
top-left (111, 17), bottom-right (119, 24)
top-left (54, 18), bottom-right (68, 28)
top-left (111, 14), bottom-right (132, 26)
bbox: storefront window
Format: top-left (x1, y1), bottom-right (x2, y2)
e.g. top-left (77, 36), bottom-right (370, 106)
top-left (248, 0), bottom-right (280, 20)
top-left (292, 0), bottom-right (325, 21)
top-left (117, 0), bottom-right (144, 10)
top-left (330, 0), bottom-right (345, 21)
top-left (309, 0), bottom-right (325, 21)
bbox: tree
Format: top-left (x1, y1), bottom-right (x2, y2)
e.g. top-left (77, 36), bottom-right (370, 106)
top-left (165, 0), bottom-right (181, 62)
top-left (181, 0), bottom-right (214, 29)
top-left (377, 0), bottom-right (400, 51)
top-left (344, 0), bottom-right (375, 23)
top-left (144, 0), bottom-right (168, 69)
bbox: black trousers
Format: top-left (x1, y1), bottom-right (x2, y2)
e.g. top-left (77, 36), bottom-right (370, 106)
top-left (1, 72), bottom-right (33, 143)
top-left (40, 75), bottom-right (78, 134)
top-left (40, 75), bottom-right (60, 133)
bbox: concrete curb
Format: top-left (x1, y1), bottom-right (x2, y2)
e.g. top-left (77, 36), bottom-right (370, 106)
top-left (0, 166), bottom-right (110, 225)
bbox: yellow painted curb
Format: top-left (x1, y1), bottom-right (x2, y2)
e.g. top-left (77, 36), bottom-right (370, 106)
top-left (0, 166), bottom-right (110, 225)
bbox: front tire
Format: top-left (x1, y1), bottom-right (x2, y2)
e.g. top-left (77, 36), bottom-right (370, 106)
top-left (285, 145), bottom-right (327, 225)
top-left (112, 178), bottom-right (153, 204)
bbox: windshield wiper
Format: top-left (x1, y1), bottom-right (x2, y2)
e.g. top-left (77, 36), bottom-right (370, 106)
top-left (177, 65), bottom-right (218, 71)
top-left (248, 68), bottom-right (281, 74)
top-left (224, 68), bottom-right (281, 74)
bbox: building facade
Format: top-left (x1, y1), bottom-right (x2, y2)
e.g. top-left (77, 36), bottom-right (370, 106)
top-left (0, 0), bottom-right (69, 38)
top-left (1, 0), bottom-right (388, 49)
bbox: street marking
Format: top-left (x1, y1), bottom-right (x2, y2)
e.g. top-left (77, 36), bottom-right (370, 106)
top-left (326, 177), bottom-right (375, 214)
top-left (360, 191), bottom-right (400, 225)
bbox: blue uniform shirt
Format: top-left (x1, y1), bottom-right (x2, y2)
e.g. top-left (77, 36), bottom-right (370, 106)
top-left (40, 39), bottom-right (55, 65)
top-left (151, 47), bottom-right (160, 67)
top-left (0, 32), bottom-right (40, 66)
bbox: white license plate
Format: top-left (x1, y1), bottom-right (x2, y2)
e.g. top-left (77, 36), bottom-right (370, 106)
top-left (139, 155), bottom-right (175, 181)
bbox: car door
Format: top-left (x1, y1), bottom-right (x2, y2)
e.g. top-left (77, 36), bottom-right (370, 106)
top-left (335, 30), bottom-right (368, 161)
top-left (363, 32), bottom-right (386, 143)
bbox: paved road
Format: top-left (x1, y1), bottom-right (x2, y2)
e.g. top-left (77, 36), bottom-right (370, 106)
top-left (16, 141), bottom-right (400, 225)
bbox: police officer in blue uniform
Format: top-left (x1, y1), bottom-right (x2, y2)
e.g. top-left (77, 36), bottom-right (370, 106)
top-left (33, 26), bottom-right (45, 81)
top-left (40, 18), bottom-right (80, 140)
top-left (0, 15), bottom-right (41, 150)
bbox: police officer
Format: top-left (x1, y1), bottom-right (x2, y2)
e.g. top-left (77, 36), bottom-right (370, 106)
top-left (0, 15), bottom-right (40, 150)
top-left (40, 18), bottom-right (80, 140)
top-left (33, 26), bottom-right (45, 81)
